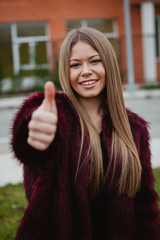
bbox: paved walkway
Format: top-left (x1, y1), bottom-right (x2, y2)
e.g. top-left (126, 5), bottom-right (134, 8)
top-left (1, 89), bottom-right (160, 109)
top-left (0, 153), bottom-right (23, 186)
top-left (0, 89), bottom-right (160, 187)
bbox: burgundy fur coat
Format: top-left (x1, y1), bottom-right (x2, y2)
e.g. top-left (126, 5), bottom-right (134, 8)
top-left (11, 91), bottom-right (160, 240)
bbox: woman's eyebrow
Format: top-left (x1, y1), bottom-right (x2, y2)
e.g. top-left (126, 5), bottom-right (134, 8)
top-left (70, 58), bottom-right (80, 62)
top-left (89, 54), bottom-right (100, 59)
top-left (70, 54), bottom-right (100, 62)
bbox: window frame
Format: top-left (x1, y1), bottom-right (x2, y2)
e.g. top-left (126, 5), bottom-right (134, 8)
top-left (67, 18), bottom-right (119, 53)
top-left (11, 22), bottom-right (51, 75)
top-left (155, 15), bottom-right (160, 60)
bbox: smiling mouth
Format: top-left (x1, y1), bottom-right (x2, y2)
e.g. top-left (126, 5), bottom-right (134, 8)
top-left (80, 80), bottom-right (98, 86)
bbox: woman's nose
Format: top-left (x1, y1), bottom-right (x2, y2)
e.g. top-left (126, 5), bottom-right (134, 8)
top-left (81, 63), bottom-right (92, 76)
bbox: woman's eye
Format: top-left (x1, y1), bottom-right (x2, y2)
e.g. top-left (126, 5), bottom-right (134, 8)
top-left (90, 59), bottom-right (102, 64)
top-left (70, 63), bottom-right (81, 68)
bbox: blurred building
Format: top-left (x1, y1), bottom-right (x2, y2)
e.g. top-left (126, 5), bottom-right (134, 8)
top-left (0, 0), bottom-right (159, 88)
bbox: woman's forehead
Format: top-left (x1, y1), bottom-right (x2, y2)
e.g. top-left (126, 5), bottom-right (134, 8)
top-left (70, 41), bottom-right (99, 59)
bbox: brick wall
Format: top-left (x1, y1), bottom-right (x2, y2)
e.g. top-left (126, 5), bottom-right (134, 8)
top-left (0, 0), bottom-right (159, 84)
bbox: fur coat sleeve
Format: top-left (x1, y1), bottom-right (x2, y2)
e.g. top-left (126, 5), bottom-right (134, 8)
top-left (133, 122), bottom-right (160, 239)
top-left (11, 91), bottom-right (70, 165)
top-left (11, 91), bottom-right (74, 201)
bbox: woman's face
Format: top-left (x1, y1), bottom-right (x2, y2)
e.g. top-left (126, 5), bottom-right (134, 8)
top-left (69, 41), bottom-right (106, 101)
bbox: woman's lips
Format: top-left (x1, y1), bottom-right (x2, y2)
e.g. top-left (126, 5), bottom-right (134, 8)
top-left (79, 80), bottom-right (98, 88)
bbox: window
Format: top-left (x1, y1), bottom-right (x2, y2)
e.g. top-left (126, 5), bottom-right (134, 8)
top-left (0, 24), bottom-right (13, 78)
top-left (155, 15), bottom-right (160, 59)
top-left (67, 19), bottom-right (118, 54)
top-left (0, 21), bottom-right (51, 78)
top-left (11, 22), bottom-right (50, 75)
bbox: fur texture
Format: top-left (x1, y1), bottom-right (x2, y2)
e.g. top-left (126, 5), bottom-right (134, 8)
top-left (11, 92), bottom-right (160, 240)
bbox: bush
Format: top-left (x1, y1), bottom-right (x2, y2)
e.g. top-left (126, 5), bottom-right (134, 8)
top-left (140, 83), bottom-right (160, 90)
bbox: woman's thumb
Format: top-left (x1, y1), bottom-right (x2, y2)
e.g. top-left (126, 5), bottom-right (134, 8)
top-left (44, 81), bottom-right (56, 112)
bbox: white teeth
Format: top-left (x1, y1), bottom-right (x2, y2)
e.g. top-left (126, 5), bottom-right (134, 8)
top-left (81, 80), bottom-right (96, 85)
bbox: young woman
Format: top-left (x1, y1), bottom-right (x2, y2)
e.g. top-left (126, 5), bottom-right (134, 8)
top-left (12, 27), bottom-right (160, 240)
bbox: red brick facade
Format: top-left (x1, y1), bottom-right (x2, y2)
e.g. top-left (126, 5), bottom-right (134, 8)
top-left (0, 0), bottom-right (159, 85)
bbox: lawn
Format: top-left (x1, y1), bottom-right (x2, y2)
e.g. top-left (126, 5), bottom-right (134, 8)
top-left (153, 168), bottom-right (160, 209)
top-left (0, 168), bottom-right (160, 240)
top-left (0, 183), bottom-right (27, 240)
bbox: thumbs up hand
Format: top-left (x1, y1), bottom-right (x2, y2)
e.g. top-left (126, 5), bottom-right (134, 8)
top-left (27, 81), bottom-right (58, 151)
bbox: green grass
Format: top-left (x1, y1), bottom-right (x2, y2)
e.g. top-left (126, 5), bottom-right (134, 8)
top-left (0, 183), bottom-right (27, 240)
top-left (153, 168), bottom-right (160, 209)
top-left (0, 168), bottom-right (160, 240)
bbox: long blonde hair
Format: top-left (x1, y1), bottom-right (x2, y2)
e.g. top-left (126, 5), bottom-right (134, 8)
top-left (59, 27), bottom-right (141, 198)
